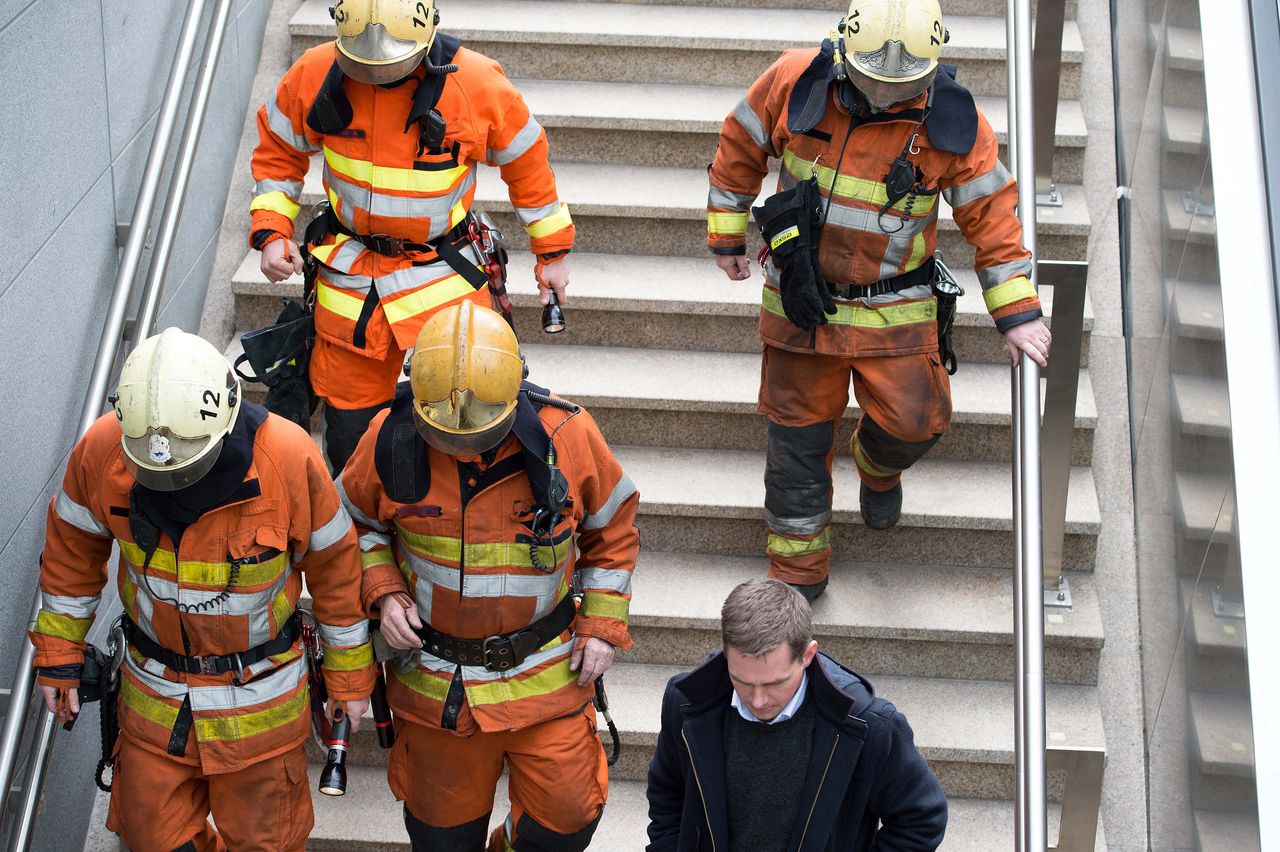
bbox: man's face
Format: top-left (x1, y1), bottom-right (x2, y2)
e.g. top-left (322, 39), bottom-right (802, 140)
top-left (725, 640), bottom-right (819, 723)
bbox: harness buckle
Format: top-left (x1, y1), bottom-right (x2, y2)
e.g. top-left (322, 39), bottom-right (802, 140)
top-left (364, 233), bottom-right (405, 256)
top-left (482, 635), bottom-right (516, 672)
top-left (196, 655), bottom-right (220, 676)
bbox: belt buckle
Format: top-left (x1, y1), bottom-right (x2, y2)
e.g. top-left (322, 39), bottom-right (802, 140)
top-left (482, 635), bottom-right (515, 672)
top-left (367, 233), bottom-right (403, 256)
top-left (196, 655), bottom-right (219, 675)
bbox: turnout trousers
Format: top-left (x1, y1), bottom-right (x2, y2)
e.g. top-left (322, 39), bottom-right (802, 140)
top-left (105, 736), bottom-right (312, 852)
top-left (758, 344), bottom-right (953, 585)
top-left (388, 703), bottom-right (608, 852)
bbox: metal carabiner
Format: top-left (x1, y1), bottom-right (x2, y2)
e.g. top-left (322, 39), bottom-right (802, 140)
top-left (908, 132), bottom-right (921, 156)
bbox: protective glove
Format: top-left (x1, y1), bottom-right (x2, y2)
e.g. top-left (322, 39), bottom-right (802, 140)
top-left (753, 177), bottom-right (835, 330)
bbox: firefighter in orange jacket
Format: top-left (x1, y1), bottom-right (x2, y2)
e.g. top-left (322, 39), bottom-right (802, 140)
top-left (339, 303), bottom-right (639, 851)
top-left (707, 0), bottom-right (1053, 600)
top-left (250, 0), bottom-right (574, 471)
top-left (32, 329), bottom-right (375, 851)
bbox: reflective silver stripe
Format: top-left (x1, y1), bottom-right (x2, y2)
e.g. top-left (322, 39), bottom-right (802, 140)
top-left (318, 267), bottom-right (372, 294)
top-left (320, 237), bottom-right (366, 274)
top-left (513, 200), bottom-right (561, 228)
top-left (324, 166), bottom-right (473, 222)
top-left (582, 474), bottom-right (637, 531)
top-left (337, 477), bottom-right (387, 532)
top-left (977, 257), bottom-right (1035, 290)
top-left (265, 98), bottom-right (318, 153)
top-left (247, 605), bottom-right (274, 648)
top-left (574, 567), bottom-right (632, 595)
top-left (360, 531), bottom-right (393, 552)
top-left (322, 244), bottom-right (482, 302)
top-left (942, 161), bottom-right (1012, 208)
top-left (488, 116), bottom-right (543, 165)
top-left (40, 592), bottom-right (100, 619)
top-left (402, 550), bottom-right (566, 609)
top-left (778, 170), bottom-right (935, 239)
top-left (253, 179), bottom-right (303, 199)
top-left (764, 508), bottom-right (832, 536)
top-left (310, 506), bottom-right (353, 553)
top-left (189, 656), bottom-right (307, 711)
top-left (55, 490), bottom-right (110, 537)
top-left (319, 619), bottom-right (370, 647)
top-left (132, 584), bottom-right (157, 642)
top-left (123, 654), bottom-right (188, 700)
top-left (415, 633), bottom-right (574, 682)
top-left (708, 185), bottom-right (756, 212)
top-left (126, 564), bottom-right (290, 617)
top-left (732, 97), bottom-right (773, 152)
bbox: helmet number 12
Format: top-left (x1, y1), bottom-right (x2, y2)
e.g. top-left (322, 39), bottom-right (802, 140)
top-left (413, 2), bottom-right (430, 27)
top-left (200, 390), bottom-right (221, 421)
top-left (931, 20), bottom-right (944, 46)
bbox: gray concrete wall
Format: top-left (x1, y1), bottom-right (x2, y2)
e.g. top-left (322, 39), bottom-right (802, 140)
top-left (0, 1), bottom-right (270, 849)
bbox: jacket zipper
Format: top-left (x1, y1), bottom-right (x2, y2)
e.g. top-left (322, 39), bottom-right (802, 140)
top-left (795, 733), bottom-right (840, 851)
top-left (682, 729), bottom-right (717, 852)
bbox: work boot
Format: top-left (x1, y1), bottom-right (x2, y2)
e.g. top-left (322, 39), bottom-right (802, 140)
top-left (859, 483), bottom-right (903, 530)
top-left (788, 577), bottom-right (828, 604)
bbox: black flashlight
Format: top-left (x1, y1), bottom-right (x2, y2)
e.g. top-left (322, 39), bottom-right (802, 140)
top-left (318, 707), bottom-right (351, 797)
top-left (542, 290), bottom-right (566, 334)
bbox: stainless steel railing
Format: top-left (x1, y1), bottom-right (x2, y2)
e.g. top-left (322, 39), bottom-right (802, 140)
top-left (0, 2), bottom-right (234, 847)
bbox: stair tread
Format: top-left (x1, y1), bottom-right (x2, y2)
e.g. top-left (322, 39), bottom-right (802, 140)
top-left (1173, 470), bottom-right (1234, 540)
top-left (1172, 372), bottom-right (1229, 437)
top-left (230, 250), bottom-right (1096, 332)
top-left (1163, 105), bottom-right (1205, 153)
top-left (1169, 279), bottom-right (1223, 340)
top-left (1193, 808), bottom-right (1261, 852)
top-left (616, 444), bottom-right (1101, 533)
top-left (293, 0), bottom-right (1084, 60)
top-left (1163, 188), bottom-right (1217, 244)
top-left (1151, 22), bottom-right (1203, 70)
top-left (604, 661), bottom-right (1105, 761)
top-left (1188, 690), bottom-right (1255, 776)
top-left (1184, 578), bottom-right (1246, 657)
top-left (629, 551), bottom-right (1104, 648)
top-left (515, 77), bottom-right (1089, 146)
top-left (299, 160), bottom-right (1093, 235)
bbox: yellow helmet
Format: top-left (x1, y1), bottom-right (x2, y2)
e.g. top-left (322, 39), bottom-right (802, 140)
top-left (408, 302), bottom-right (523, 456)
top-left (838, 0), bottom-right (948, 107)
top-left (331, 0), bottom-right (439, 85)
top-left (112, 328), bottom-right (241, 492)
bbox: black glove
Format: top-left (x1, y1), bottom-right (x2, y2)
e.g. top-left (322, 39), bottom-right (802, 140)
top-left (753, 177), bottom-right (835, 330)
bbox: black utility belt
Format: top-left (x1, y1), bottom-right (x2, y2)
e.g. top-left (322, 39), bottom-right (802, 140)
top-left (830, 257), bottom-right (937, 301)
top-left (326, 207), bottom-right (470, 258)
top-left (414, 594), bottom-right (575, 673)
top-left (121, 611), bottom-right (300, 679)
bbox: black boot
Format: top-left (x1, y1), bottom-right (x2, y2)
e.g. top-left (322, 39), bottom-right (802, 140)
top-left (859, 483), bottom-right (903, 530)
top-left (788, 577), bottom-right (828, 603)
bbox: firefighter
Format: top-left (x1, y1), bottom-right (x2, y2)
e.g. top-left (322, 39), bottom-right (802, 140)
top-left (339, 302), bottom-right (639, 851)
top-left (707, 0), bottom-right (1052, 600)
top-left (31, 328), bottom-right (375, 851)
top-left (251, 0), bottom-right (574, 471)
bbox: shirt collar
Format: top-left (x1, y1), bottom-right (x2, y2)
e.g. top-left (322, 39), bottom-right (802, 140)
top-left (731, 672), bottom-right (809, 725)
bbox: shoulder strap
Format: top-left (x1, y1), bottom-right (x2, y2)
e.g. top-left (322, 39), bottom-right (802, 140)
top-left (306, 59), bottom-right (354, 135)
top-left (787, 41), bottom-right (839, 135)
top-left (921, 65), bottom-right (978, 154)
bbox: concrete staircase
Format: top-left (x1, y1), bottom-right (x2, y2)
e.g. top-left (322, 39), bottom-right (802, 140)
top-left (217, 0), bottom-right (1111, 847)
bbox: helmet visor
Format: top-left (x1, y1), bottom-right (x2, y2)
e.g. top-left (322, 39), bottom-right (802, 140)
top-left (336, 48), bottom-right (424, 85)
top-left (846, 64), bottom-right (935, 110)
top-left (414, 406), bottom-right (516, 457)
top-left (122, 434), bottom-right (225, 492)
top-left (414, 389), bottom-right (514, 433)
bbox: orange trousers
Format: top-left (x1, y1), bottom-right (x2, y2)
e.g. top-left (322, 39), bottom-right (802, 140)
top-left (388, 703), bottom-right (607, 851)
top-left (757, 344), bottom-right (952, 584)
top-left (105, 736), bottom-right (312, 852)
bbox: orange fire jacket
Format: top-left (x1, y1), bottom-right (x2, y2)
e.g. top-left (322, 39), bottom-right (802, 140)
top-left (250, 38), bottom-right (575, 357)
top-left (31, 410), bottom-right (375, 774)
top-left (339, 395), bottom-right (639, 734)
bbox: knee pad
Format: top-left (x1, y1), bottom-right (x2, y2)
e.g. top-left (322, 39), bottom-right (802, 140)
top-left (857, 415), bottom-right (941, 473)
top-left (764, 421), bottom-right (836, 522)
top-left (404, 805), bottom-right (490, 852)
top-left (512, 812), bottom-right (602, 852)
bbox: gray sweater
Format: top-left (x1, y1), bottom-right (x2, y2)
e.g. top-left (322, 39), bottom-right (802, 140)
top-left (723, 694), bottom-right (816, 851)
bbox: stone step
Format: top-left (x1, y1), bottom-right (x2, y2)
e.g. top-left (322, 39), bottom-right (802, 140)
top-left (1163, 104), bottom-right (1205, 155)
top-left (1163, 188), bottom-right (1217, 246)
top-left (1172, 372), bottom-right (1228, 439)
top-left (1193, 808), bottom-right (1261, 852)
top-left (1151, 23), bottom-right (1206, 109)
top-left (291, 0), bottom-right (1083, 97)
top-left (616, 445), bottom-right (1101, 570)
top-left (230, 251), bottom-right (1094, 366)
top-left (1181, 579), bottom-right (1249, 694)
top-left (625, 551), bottom-right (1104, 683)
top-left (1170, 279), bottom-right (1223, 341)
top-left (297, 159), bottom-right (1092, 262)
top-left (1187, 690), bottom-right (1258, 811)
top-left (512, 0), bottom-right (1079, 16)
top-left (517, 76), bottom-right (1088, 179)
top-left (522, 342), bottom-right (1097, 463)
top-left (1173, 470), bottom-right (1233, 543)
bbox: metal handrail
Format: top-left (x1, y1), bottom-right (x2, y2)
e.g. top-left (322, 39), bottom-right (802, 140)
top-left (0, 3), bottom-right (230, 847)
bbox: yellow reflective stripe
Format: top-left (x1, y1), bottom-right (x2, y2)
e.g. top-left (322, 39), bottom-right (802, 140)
top-left (121, 575), bottom-right (136, 617)
top-left (762, 286), bottom-right (936, 327)
top-left (770, 226), bottom-right (800, 250)
top-left (311, 234), bottom-right (352, 265)
top-left (782, 149), bottom-right (937, 214)
top-left (397, 526), bottom-right (566, 570)
top-left (249, 191), bottom-right (300, 221)
top-left (194, 688), bottom-right (309, 741)
top-left (316, 281), bottom-right (367, 322)
top-left (394, 664), bottom-right (452, 702)
top-left (121, 677), bottom-right (179, 729)
top-left (323, 145), bottom-right (469, 194)
top-left (323, 643), bottom-right (374, 672)
top-left (524, 203), bottom-right (573, 239)
top-left (708, 211), bottom-right (749, 234)
top-left (766, 528), bottom-right (831, 558)
top-left (271, 590), bottom-right (294, 633)
top-left (982, 275), bottom-right (1037, 311)
top-left (34, 610), bottom-right (91, 642)
top-left (450, 201), bottom-right (467, 229)
top-left (578, 593), bottom-right (630, 623)
top-left (381, 274), bottom-right (479, 326)
top-left (853, 439), bottom-right (893, 478)
top-left (905, 232), bottom-right (928, 271)
top-left (396, 527), bottom-right (461, 562)
top-left (361, 549), bottom-right (397, 572)
top-left (118, 542), bottom-right (285, 586)
top-left (467, 653), bottom-right (575, 706)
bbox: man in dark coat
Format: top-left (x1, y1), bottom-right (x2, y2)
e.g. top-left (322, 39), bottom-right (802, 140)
top-left (645, 579), bottom-right (947, 851)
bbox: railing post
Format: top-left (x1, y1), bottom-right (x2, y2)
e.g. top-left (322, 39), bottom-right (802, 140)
top-left (1031, 0), bottom-right (1069, 205)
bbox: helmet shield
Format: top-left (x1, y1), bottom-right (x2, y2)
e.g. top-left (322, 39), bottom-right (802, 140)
top-left (336, 42), bottom-right (425, 85)
top-left (847, 64), bottom-right (935, 111)
top-left (122, 433), bottom-right (226, 492)
top-left (413, 405), bottom-right (516, 457)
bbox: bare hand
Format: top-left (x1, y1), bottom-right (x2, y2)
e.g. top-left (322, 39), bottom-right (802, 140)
top-left (326, 697), bottom-right (369, 734)
top-left (569, 636), bottom-right (615, 686)
top-left (39, 685), bottom-right (79, 724)
top-left (260, 238), bottom-right (303, 283)
top-left (1003, 318), bottom-right (1052, 367)
top-left (377, 592), bottom-right (423, 650)
top-left (715, 254), bottom-right (751, 281)
top-left (537, 258), bottom-right (569, 306)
